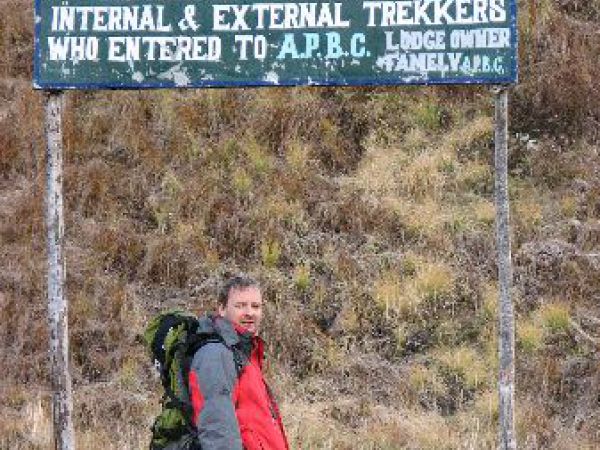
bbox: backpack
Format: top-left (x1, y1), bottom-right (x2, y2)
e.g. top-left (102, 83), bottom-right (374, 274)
top-left (143, 310), bottom-right (245, 450)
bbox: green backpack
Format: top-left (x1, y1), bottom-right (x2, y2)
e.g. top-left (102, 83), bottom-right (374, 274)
top-left (144, 310), bottom-right (244, 450)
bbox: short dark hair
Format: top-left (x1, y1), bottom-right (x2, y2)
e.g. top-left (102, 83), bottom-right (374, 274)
top-left (218, 275), bottom-right (260, 307)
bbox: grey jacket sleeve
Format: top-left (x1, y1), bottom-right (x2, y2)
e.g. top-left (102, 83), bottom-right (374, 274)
top-left (189, 342), bottom-right (243, 450)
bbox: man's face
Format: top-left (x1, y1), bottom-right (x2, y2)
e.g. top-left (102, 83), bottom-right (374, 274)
top-left (219, 286), bottom-right (263, 335)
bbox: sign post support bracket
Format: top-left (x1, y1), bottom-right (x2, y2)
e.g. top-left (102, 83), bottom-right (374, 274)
top-left (493, 85), bottom-right (516, 450)
top-left (45, 90), bottom-right (76, 450)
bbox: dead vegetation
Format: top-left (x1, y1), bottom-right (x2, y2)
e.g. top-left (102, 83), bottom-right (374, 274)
top-left (1, 0), bottom-right (600, 448)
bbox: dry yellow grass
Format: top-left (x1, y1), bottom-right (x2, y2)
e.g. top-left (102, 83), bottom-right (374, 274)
top-left (517, 319), bottom-right (545, 354)
top-left (471, 199), bottom-right (496, 227)
top-left (538, 301), bottom-right (571, 334)
top-left (434, 345), bottom-right (490, 390)
top-left (282, 397), bottom-right (503, 450)
top-left (353, 115), bottom-right (492, 201)
top-left (373, 257), bottom-right (455, 319)
top-left (407, 364), bottom-right (446, 397)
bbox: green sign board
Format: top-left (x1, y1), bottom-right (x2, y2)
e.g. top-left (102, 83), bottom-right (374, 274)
top-left (34, 0), bottom-right (517, 89)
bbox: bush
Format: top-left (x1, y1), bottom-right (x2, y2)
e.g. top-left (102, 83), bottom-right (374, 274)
top-left (513, 5), bottom-right (600, 140)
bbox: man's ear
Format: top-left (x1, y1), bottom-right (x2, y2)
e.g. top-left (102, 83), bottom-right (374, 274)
top-left (218, 305), bottom-right (225, 316)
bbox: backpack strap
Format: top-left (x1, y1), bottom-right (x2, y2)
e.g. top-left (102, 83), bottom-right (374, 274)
top-left (167, 334), bottom-right (224, 423)
top-left (185, 332), bottom-right (250, 378)
top-left (176, 332), bottom-right (246, 429)
top-left (230, 345), bottom-right (248, 376)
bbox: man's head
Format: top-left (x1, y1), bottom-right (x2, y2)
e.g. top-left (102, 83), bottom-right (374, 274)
top-left (218, 275), bottom-right (263, 335)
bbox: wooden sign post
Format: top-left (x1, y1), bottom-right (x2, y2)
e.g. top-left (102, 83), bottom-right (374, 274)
top-left (494, 87), bottom-right (516, 450)
top-left (44, 90), bottom-right (75, 450)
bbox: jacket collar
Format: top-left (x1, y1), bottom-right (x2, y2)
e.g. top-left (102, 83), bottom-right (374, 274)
top-left (196, 314), bottom-right (257, 348)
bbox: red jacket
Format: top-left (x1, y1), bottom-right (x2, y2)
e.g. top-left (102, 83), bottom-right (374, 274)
top-left (188, 316), bottom-right (289, 450)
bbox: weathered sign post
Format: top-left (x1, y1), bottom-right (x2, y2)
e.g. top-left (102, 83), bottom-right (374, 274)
top-left (34, 1), bottom-right (518, 448)
top-left (44, 90), bottom-right (74, 450)
top-left (494, 86), bottom-right (515, 450)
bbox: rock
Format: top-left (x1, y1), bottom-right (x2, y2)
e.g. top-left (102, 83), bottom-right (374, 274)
top-left (572, 178), bottom-right (590, 195)
top-left (575, 220), bottom-right (600, 251)
top-left (517, 239), bottom-right (576, 269)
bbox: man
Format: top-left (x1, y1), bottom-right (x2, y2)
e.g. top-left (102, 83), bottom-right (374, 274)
top-left (188, 275), bottom-right (289, 450)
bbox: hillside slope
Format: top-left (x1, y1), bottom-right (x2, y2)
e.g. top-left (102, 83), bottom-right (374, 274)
top-left (1, 1), bottom-right (599, 448)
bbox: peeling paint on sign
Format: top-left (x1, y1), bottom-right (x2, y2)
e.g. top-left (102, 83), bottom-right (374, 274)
top-left (157, 63), bottom-right (191, 86)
